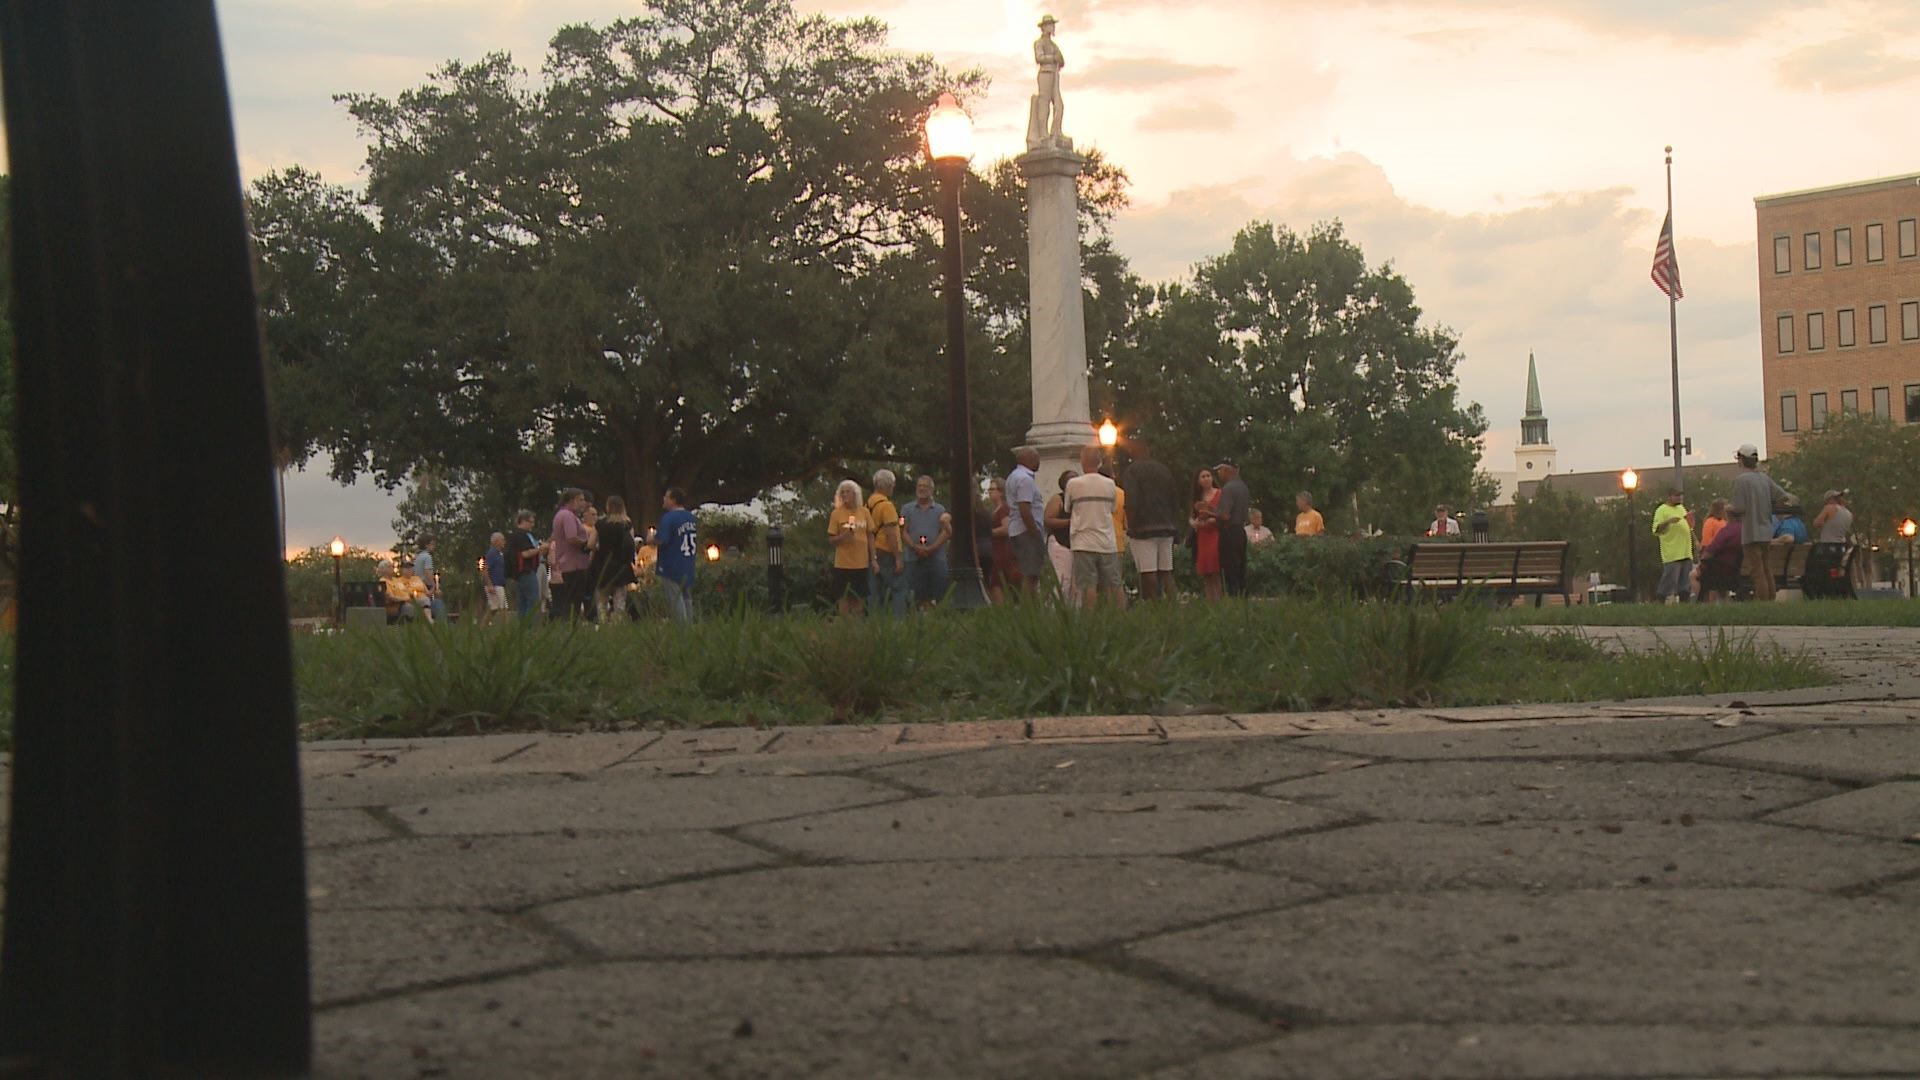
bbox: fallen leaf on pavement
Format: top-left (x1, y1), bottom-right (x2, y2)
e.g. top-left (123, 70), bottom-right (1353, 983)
top-left (1711, 716), bottom-right (1742, 728)
top-left (1053, 760), bottom-right (1077, 770)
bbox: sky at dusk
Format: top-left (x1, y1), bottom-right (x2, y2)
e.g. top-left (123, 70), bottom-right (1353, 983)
top-left (198, 0), bottom-right (1920, 551)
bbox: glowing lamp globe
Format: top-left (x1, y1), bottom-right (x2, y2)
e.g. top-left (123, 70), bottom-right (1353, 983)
top-left (1903, 518), bottom-right (1918, 539)
top-left (328, 536), bottom-right (346, 559)
top-left (924, 93), bottom-right (973, 164)
top-left (1098, 419), bottom-right (1118, 449)
top-left (1620, 469), bottom-right (1639, 493)
top-left (706, 544), bottom-right (722, 562)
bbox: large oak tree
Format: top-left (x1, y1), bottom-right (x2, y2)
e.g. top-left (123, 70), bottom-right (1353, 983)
top-left (253, 0), bottom-right (984, 515)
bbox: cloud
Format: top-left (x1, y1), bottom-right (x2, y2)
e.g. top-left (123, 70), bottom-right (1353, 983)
top-left (1134, 100), bottom-right (1236, 132)
top-left (1777, 34), bottom-right (1920, 92)
top-left (1075, 57), bottom-right (1234, 89)
top-left (1111, 151), bottom-right (1768, 474)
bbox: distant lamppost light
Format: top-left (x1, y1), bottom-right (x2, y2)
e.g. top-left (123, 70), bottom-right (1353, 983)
top-left (1098, 419), bottom-right (1118, 449)
top-left (706, 544), bottom-right (722, 563)
top-left (329, 535), bottom-right (346, 627)
top-left (925, 92), bottom-right (973, 163)
top-left (1620, 468), bottom-right (1639, 493)
top-left (328, 536), bottom-right (346, 559)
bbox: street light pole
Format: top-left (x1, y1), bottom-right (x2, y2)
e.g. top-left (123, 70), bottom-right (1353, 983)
top-left (927, 93), bottom-right (987, 610)
top-left (329, 535), bottom-right (346, 626)
top-left (1621, 469), bottom-right (1639, 602)
top-left (1903, 518), bottom-right (1917, 599)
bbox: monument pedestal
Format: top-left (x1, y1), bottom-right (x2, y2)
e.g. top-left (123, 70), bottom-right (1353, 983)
top-left (1018, 145), bottom-right (1094, 499)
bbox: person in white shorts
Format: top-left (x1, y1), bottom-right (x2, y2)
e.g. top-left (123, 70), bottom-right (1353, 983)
top-left (1064, 444), bottom-right (1126, 608)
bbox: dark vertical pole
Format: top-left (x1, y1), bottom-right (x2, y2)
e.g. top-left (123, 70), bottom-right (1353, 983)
top-left (1908, 536), bottom-right (1915, 600)
top-left (0, 1), bottom-right (312, 1075)
top-left (1625, 491), bottom-right (1638, 603)
top-left (1666, 147), bottom-right (1685, 495)
top-left (333, 554), bottom-right (345, 626)
top-left (938, 159), bottom-right (987, 610)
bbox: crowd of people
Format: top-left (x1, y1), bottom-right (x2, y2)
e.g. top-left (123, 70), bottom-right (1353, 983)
top-left (1659, 443), bottom-right (1850, 603)
top-left (376, 440), bottom-right (1336, 624)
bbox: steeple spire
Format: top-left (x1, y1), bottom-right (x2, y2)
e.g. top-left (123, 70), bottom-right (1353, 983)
top-left (1520, 352), bottom-right (1550, 448)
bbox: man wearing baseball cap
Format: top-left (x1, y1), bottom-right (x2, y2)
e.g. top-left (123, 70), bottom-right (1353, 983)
top-left (1730, 443), bottom-right (1793, 601)
top-left (1213, 460), bottom-right (1251, 596)
top-left (1812, 489), bottom-right (1853, 543)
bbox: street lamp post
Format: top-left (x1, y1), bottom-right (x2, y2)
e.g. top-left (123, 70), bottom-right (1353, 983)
top-left (329, 535), bottom-right (346, 626)
top-left (926, 93), bottom-right (988, 609)
top-left (1903, 518), bottom-right (1917, 599)
top-left (1098, 418), bottom-right (1118, 471)
top-left (1620, 469), bottom-right (1639, 602)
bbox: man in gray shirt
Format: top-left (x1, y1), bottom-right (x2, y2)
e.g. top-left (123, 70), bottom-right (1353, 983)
top-left (1731, 443), bottom-right (1792, 602)
top-left (1214, 460), bottom-right (1251, 597)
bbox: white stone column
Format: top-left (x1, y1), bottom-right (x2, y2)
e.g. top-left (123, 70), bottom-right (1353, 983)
top-left (1018, 145), bottom-right (1095, 500)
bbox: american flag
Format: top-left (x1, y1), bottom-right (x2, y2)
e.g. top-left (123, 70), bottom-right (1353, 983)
top-left (1651, 210), bottom-right (1683, 300)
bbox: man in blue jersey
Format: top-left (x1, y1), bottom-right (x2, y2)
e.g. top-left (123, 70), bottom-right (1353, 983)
top-left (655, 487), bottom-right (699, 623)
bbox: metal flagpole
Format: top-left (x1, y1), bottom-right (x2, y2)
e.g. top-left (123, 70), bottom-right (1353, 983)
top-left (1665, 146), bottom-right (1685, 493)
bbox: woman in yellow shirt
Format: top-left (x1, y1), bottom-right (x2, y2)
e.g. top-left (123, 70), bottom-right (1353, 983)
top-left (827, 479), bottom-right (877, 617)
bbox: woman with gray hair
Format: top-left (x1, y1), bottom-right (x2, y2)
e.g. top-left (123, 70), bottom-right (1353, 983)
top-left (827, 478), bottom-right (876, 617)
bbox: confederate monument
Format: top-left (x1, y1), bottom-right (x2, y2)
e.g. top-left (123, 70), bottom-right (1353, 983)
top-left (1019, 14), bottom-right (1095, 496)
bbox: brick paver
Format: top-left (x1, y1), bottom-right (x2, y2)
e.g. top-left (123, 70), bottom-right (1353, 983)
top-left (222, 630), bottom-right (1920, 1075)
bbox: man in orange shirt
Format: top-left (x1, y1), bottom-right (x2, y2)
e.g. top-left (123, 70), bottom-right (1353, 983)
top-left (1293, 491), bottom-right (1325, 536)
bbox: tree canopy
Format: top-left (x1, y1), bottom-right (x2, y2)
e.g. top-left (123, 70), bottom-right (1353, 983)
top-left (1101, 221), bottom-right (1489, 533)
top-left (254, 0), bottom-right (984, 518)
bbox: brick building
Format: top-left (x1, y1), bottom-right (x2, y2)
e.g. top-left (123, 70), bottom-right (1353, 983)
top-left (1754, 173), bottom-right (1920, 456)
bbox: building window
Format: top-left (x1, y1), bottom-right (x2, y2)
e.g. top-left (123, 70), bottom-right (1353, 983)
top-left (1908, 384), bottom-right (1920, 423)
top-left (1869, 304), bottom-right (1888, 344)
top-left (1774, 235), bottom-right (1792, 273)
top-left (1807, 312), bottom-right (1825, 350)
top-left (1867, 222), bottom-right (1885, 262)
top-left (1803, 231), bottom-right (1821, 270)
top-left (1776, 313), bottom-right (1794, 353)
top-left (1838, 307), bottom-right (1857, 347)
top-left (1874, 386), bottom-right (1892, 419)
top-left (1780, 393), bottom-right (1799, 433)
top-left (1810, 392), bottom-right (1828, 430)
top-left (1841, 389), bottom-right (1859, 416)
top-left (1905, 301), bottom-right (1920, 341)
top-left (1835, 227), bottom-right (1853, 266)
top-left (1902, 219), bottom-right (1918, 259)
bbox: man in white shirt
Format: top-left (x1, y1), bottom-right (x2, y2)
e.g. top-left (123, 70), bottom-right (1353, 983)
top-left (1064, 444), bottom-right (1125, 608)
top-left (1426, 504), bottom-right (1461, 538)
top-left (1004, 446), bottom-right (1045, 594)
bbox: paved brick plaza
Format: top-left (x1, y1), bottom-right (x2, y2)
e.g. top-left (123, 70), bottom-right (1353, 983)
top-left (290, 627), bottom-right (1920, 1078)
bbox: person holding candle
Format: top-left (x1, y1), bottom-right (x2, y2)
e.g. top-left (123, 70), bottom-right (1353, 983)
top-left (827, 479), bottom-right (876, 617)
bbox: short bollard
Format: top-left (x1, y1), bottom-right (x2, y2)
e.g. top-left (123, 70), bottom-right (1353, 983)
top-left (767, 525), bottom-right (786, 614)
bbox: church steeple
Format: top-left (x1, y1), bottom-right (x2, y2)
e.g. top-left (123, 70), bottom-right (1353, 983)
top-left (1515, 352), bottom-right (1557, 479)
top-left (1521, 352), bottom-right (1550, 446)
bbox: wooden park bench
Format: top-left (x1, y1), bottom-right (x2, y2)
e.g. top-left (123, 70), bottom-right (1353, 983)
top-left (1389, 540), bottom-right (1572, 607)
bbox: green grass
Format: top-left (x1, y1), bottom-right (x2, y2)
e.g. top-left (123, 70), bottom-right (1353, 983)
top-left (283, 598), bottom-right (1833, 741)
top-left (1502, 597), bottom-right (1920, 628)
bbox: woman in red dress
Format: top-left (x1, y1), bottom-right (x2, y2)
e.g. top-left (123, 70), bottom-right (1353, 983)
top-left (1190, 467), bottom-right (1223, 601)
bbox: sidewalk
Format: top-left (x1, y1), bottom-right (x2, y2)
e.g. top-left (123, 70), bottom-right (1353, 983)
top-left (303, 669), bottom-right (1920, 1077)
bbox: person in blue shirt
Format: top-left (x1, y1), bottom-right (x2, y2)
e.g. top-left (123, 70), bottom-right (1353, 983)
top-left (900, 475), bottom-right (952, 610)
top-left (654, 487), bottom-right (698, 623)
top-left (481, 532), bottom-right (509, 626)
top-left (1772, 503), bottom-right (1809, 544)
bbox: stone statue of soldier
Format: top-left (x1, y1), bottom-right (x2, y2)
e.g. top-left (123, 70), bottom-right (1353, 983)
top-left (1028, 15), bottom-right (1068, 150)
